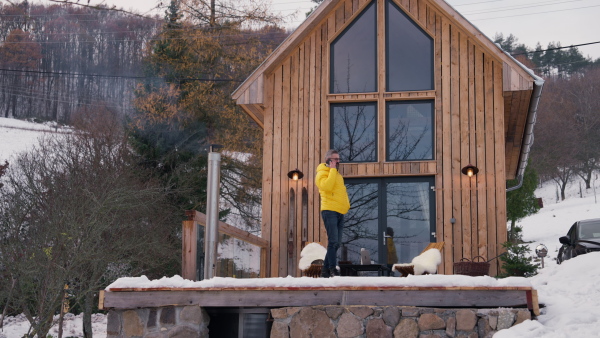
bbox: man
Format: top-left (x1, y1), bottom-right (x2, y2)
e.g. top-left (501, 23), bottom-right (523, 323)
top-left (315, 149), bottom-right (351, 278)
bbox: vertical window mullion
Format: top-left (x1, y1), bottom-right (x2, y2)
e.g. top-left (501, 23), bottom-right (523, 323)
top-left (378, 0), bottom-right (386, 163)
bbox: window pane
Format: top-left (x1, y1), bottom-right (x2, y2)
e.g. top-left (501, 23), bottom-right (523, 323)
top-left (387, 101), bottom-right (433, 161)
top-left (343, 182), bottom-right (379, 264)
top-left (331, 103), bottom-right (377, 162)
top-left (330, 1), bottom-right (377, 94)
top-left (386, 0), bottom-right (433, 91)
top-left (386, 181), bottom-right (432, 263)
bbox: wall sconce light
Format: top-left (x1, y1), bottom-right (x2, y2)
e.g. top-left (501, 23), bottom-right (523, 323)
top-left (287, 168), bottom-right (304, 181)
top-left (461, 164), bottom-right (479, 177)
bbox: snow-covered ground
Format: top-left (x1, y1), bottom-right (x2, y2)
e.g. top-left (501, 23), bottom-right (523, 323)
top-left (0, 117), bottom-right (69, 163)
top-left (496, 178), bottom-right (600, 338)
top-left (2, 116), bottom-right (600, 337)
top-left (0, 313), bottom-right (106, 338)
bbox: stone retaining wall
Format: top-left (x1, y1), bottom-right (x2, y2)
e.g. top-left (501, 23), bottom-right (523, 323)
top-left (106, 305), bottom-right (531, 337)
top-left (270, 306), bottom-right (531, 338)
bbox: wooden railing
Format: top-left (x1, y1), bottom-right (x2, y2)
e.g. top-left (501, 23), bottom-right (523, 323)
top-left (182, 210), bottom-right (269, 280)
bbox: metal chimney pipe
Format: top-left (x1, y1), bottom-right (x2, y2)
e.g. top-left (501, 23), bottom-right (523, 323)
top-left (204, 144), bottom-right (223, 280)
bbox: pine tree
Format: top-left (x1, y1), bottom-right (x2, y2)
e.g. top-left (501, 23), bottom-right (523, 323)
top-left (129, 0), bottom-right (287, 228)
top-left (498, 226), bottom-right (539, 277)
top-left (507, 160), bottom-right (540, 242)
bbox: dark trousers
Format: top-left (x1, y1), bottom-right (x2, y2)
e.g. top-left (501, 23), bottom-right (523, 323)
top-left (321, 210), bottom-right (344, 270)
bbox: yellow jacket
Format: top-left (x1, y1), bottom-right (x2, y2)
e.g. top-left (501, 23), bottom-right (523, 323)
top-left (315, 163), bottom-right (351, 214)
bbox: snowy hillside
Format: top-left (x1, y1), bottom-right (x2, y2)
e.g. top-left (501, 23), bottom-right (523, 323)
top-left (521, 178), bottom-right (600, 267)
top-left (0, 117), bottom-right (69, 163)
top-left (2, 116), bottom-right (600, 337)
top-left (497, 177), bottom-right (600, 338)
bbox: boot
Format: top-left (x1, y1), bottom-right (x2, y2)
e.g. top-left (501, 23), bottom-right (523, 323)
top-left (320, 267), bottom-right (331, 278)
top-left (330, 268), bottom-right (339, 277)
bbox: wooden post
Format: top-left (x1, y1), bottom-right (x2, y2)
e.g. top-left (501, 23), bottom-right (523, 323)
top-left (98, 290), bottom-right (105, 310)
top-left (182, 220), bottom-right (198, 280)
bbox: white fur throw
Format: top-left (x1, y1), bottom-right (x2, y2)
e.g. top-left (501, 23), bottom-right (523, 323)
top-left (298, 242), bottom-right (327, 270)
top-left (393, 248), bottom-right (442, 275)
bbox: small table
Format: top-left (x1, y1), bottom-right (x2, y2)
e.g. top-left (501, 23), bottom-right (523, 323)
top-left (339, 264), bottom-right (388, 276)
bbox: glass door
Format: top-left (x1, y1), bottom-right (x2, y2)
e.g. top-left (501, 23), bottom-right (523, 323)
top-left (385, 177), bottom-right (435, 264)
top-left (343, 177), bottom-right (435, 268)
top-left (342, 179), bottom-right (380, 264)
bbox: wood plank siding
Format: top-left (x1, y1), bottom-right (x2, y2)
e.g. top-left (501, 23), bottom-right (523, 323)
top-left (233, 0), bottom-right (538, 277)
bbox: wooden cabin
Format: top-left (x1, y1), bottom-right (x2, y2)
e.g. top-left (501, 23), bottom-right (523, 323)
top-left (232, 0), bottom-right (542, 277)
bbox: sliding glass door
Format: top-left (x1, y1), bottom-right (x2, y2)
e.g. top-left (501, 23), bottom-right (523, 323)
top-left (342, 177), bottom-right (435, 267)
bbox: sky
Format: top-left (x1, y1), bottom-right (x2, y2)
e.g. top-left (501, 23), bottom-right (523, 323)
top-left (31, 0), bottom-right (600, 60)
top-left (2, 117), bottom-right (600, 336)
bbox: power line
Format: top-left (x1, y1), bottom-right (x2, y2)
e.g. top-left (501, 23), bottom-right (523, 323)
top-left (462, 0), bottom-right (587, 15)
top-left (453, 0), bottom-right (507, 6)
top-left (469, 4), bottom-right (600, 20)
top-left (531, 59), bottom-right (594, 70)
top-left (511, 41), bottom-right (600, 56)
top-left (0, 68), bottom-right (241, 82)
top-left (0, 86), bottom-right (131, 110)
top-left (0, 30), bottom-right (288, 45)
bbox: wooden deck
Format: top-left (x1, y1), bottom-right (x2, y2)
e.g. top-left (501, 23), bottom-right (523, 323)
top-left (100, 285), bottom-right (540, 315)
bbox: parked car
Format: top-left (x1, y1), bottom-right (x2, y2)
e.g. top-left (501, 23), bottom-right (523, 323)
top-left (557, 218), bottom-right (600, 264)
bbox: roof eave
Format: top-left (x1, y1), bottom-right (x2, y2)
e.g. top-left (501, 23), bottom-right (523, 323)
top-left (232, 0), bottom-right (342, 101)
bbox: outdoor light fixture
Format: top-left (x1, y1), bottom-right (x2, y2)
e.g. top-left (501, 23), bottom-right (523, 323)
top-left (287, 168), bottom-right (304, 181)
top-left (461, 164), bottom-right (479, 177)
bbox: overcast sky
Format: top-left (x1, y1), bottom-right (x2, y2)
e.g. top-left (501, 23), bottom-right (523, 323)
top-left (33, 0), bottom-right (600, 60)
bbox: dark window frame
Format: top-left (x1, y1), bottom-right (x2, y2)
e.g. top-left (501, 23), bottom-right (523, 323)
top-left (330, 101), bottom-right (378, 163)
top-left (385, 100), bottom-right (435, 161)
top-left (344, 176), bottom-right (436, 265)
top-left (385, 0), bottom-right (434, 92)
top-left (329, 0), bottom-right (378, 94)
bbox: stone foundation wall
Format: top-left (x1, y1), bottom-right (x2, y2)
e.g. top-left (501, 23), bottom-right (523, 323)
top-left (270, 306), bottom-right (531, 338)
top-left (106, 306), bottom-right (210, 338)
top-left (107, 305), bottom-right (530, 338)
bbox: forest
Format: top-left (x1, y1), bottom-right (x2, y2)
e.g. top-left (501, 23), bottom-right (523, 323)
top-left (0, 1), bottom-right (287, 337)
top-left (494, 34), bottom-right (600, 200)
top-left (0, 0), bottom-right (600, 337)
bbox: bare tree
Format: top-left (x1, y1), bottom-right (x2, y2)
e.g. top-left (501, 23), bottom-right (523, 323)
top-left (531, 76), bottom-right (579, 200)
top-left (564, 68), bottom-right (600, 189)
top-left (332, 104), bottom-right (377, 162)
top-left (0, 108), bottom-right (179, 338)
top-left (0, 2), bottom-right (160, 122)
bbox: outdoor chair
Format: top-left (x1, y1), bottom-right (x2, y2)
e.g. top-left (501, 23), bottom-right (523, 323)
top-left (299, 242), bottom-right (326, 278)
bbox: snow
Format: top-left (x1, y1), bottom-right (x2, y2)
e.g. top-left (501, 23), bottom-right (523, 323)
top-left (105, 273), bottom-right (531, 290)
top-left (0, 314), bottom-right (106, 338)
top-left (0, 117), bottom-right (69, 163)
top-left (2, 117), bottom-right (600, 337)
top-left (498, 46), bottom-right (546, 87)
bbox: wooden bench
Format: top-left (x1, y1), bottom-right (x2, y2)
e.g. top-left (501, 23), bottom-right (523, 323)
top-left (394, 242), bottom-right (445, 277)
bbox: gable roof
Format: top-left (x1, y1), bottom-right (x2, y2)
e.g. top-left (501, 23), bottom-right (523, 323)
top-left (232, 0), bottom-right (537, 105)
top-left (232, 0), bottom-right (543, 183)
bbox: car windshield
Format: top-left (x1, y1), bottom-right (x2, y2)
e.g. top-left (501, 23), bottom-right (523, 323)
top-left (578, 220), bottom-right (600, 239)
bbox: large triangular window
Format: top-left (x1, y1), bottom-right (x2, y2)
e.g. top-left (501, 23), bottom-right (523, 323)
top-left (330, 1), bottom-right (377, 94)
top-left (329, 0), bottom-right (435, 164)
top-left (386, 0), bottom-right (434, 91)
